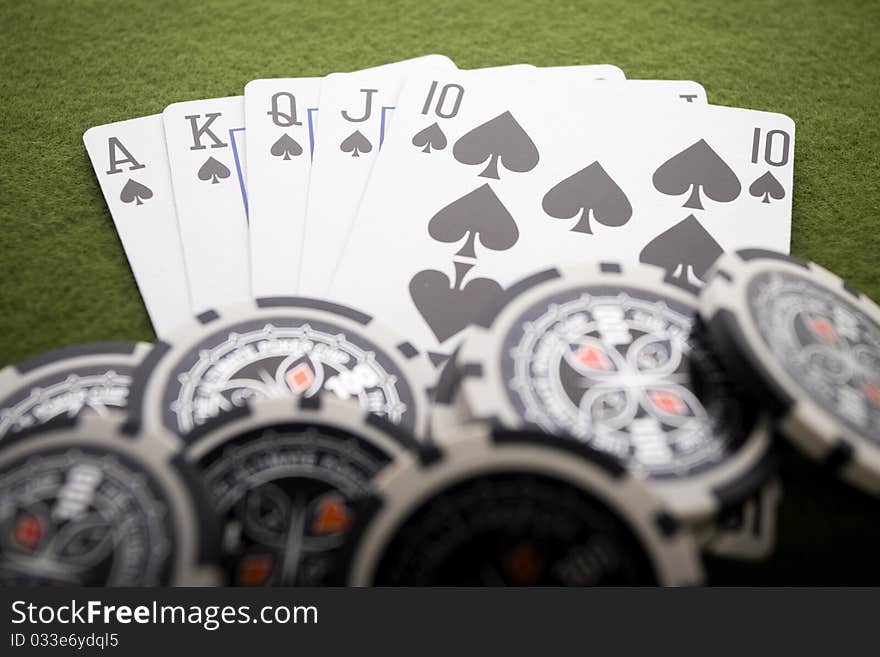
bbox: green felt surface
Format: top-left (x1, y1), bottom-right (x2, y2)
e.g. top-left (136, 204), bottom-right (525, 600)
top-left (1, 0), bottom-right (878, 584)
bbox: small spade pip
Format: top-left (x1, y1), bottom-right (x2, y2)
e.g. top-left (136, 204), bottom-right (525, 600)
top-left (119, 178), bottom-right (153, 205)
top-left (340, 130), bottom-right (372, 157)
top-left (453, 111), bottom-right (539, 180)
top-left (270, 134), bottom-right (303, 160)
top-left (412, 122), bottom-right (447, 153)
top-left (542, 162), bottom-right (631, 234)
top-left (198, 156), bottom-right (231, 184)
top-left (653, 139), bottom-right (740, 210)
top-left (410, 261), bottom-right (504, 343)
top-left (748, 171), bottom-right (785, 204)
top-left (429, 184), bottom-right (519, 259)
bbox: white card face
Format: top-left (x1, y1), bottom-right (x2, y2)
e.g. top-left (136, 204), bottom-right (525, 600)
top-left (244, 77), bottom-right (322, 298)
top-left (298, 55), bottom-right (458, 295)
top-left (83, 115), bottom-right (192, 338)
top-left (299, 61), bottom-right (624, 297)
top-left (332, 69), bottom-right (791, 355)
top-left (537, 64), bottom-right (626, 80)
top-left (163, 97), bottom-right (250, 314)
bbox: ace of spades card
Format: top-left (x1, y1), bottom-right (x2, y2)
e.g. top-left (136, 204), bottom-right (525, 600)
top-left (244, 76), bottom-right (322, 297)
top-left (163, 96), bottom-right (250, 314)
top-left (330, 70), bottom-right (719, 354)
top-left (83, 115), bottom-right (192, 337)
top-left (298, 55), bottom-right (457, 296)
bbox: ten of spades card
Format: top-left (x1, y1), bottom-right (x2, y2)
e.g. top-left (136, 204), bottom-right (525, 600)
top-left (302, 62), bottom-right (627, 296)
top-left (330, 69), bottom-right (790, 356)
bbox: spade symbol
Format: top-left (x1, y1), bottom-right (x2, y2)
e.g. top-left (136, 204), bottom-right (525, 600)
top-left (429, 184), bottom-right (519, 259)
top-left (197, 156), bottom-right (231, 184)
top-left (639, 215), bottom-right (723, 290)
top-left (748, 171), bottom-right (785, 204)
top-left (410, 262), bottom-right (504, 342)
top-left (340, 130), bottom-right (372, 157)
top-left (453, 111), bottom-right (539, 180)
top-left (653, 139), bottom-right (740, 210)
top-left (542, 162), bottom-right (632, 234)
top-left (119, 178), bottom-right (153, 205)
top-left (270, 133), bottom-right (303, 160)
top-left (412, 122), bottom-right (447, 153)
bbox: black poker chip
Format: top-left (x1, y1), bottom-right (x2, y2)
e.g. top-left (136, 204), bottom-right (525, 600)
top-left (0, 413), bottom-right (221, 586)
top-left (433, 261), bottom-right (775, 527)
top-left (0, 342), bottom-right (151, 440)
top-left (700, 249), bottom-right (880, 495)
top-left (127, 297), bottom-right (435, 440)
top-left (180, 395), bottom-right (416, 586)
top-left (350, 424), bottom-right (704, 586)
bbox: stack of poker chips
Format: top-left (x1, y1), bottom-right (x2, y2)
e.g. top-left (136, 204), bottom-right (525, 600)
top-left (0, 250), bottom-right (877, 586)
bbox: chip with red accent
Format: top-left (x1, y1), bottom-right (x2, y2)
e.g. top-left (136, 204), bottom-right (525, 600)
top-left (0, 413), bottom-right (221, 586)
top-left (349, 422), bottom-right (705, 586)
top-left (432, 261), bottom-right (775, 535)
top-left (181, 394), bottom-right (417, 586)
top-left (126, 297), bottom-right (434, 442)
top-left (700, 249), bottom-right (880, 496)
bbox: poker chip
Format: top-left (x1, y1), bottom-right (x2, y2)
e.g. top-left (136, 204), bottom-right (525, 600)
top-left (127, 297), bottom-right (434, 440)
top-left (700, 249), bottom-right (880, 495)
top-left (180, 394), bottom-right (417, 586)
top-left (0, 413), bottom-right (221, 586)
top-left (0, 342), bottom-right (151, 440)
top-left (706, 477), bottom-right (782, 561)
top-left (435, 261), bottom-right (775, 525)
top-left (350, 423), bottom-right (704, 586)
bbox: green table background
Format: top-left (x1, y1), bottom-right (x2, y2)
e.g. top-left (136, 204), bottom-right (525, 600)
top-left (1, 0), bottom-right (878, 584)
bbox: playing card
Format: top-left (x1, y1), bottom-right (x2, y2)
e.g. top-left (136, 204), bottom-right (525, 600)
top-left (330, 71), bottom-right (733, 355)
top-left (244, 76), bottom-right (322, 298)
top-left (300, 62), bottom-right (625, 296)
top-left (297, 54), bottom-right (458, 296)
top-left (163, 96), bottom-right (249, 314)
top-left (83, 115), bottom-right (192, 337)
top-left (534, 64), bottom-right (626, 80)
